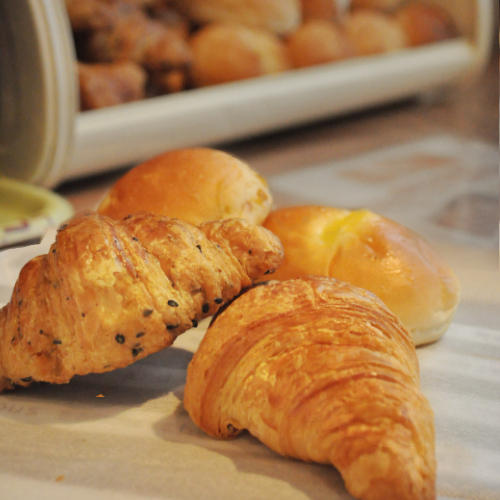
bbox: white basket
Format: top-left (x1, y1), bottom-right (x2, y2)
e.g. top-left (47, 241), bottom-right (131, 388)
top-left (0, 0), bottom-right (495, 188)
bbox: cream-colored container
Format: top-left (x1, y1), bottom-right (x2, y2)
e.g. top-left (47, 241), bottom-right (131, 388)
top-left (0, 0), bottom-right (496, 189)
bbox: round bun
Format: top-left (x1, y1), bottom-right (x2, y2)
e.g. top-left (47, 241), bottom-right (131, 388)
top-left (173, 0), bottom-right (302, 35)
top-left (189, 23), bottom-right (290, 87)
top-left (263, 206), bottom-right (460, 346)
top-left (286, 19), bottom-right (354, 68)
top-left (97, 148), bottom-right (273, 226)
top-left (345, 9), bottom-right (408, 56)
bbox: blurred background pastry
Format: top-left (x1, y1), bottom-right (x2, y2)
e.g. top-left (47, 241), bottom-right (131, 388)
top-left (171, 0), bottom-right (302, 35)
top-left (344, 8), bottom-right (409, 56)
top-left (189, 23), bottom-right (291, 87)
top-left (286, 19), bottom-right (354, 68)
top-left (395, 2), bottom-right (456, 46)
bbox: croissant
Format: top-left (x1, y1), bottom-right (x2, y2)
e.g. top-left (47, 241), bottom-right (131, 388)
top-left (184, 276), bottom-right (436, 500)
top-left (0, 212), bottom-right (283, 393)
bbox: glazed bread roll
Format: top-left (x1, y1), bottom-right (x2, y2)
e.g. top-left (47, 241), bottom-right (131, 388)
top-left (97, 148), bottom-right (273, 226)
top-left (189, 23), bottom-right (291, 87)
top-left (262, 206), bottom-right (460, 346)
top-left (395, 2), bottom-right (456, 47)
top-left (345, 8), bottom-right (408, 56)
top-left (172, 0), bottom-right (302, 35)
top-left (184, 276), bottom-right (436, 500)
top-left (286, 19), bottom-right (354, 68)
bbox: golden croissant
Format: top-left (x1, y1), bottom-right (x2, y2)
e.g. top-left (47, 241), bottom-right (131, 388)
top-left (184, 276), bottom-right (436, 500)
top-left (0, 212), bottom-right (284, 393)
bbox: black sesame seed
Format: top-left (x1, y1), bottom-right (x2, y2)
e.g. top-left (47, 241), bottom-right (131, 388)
top-left (143, 309), bottom-right (153, 317)
top-left (11, 337), bottom-right (14, 344)
top-left (82, 313), bottom-right (85, 317)
top-left (18, 300), bottom-right (22, 306)
top-left (136, 332), bottom-right (146, 338)
top-left (214, 298), bottom-right (223, 305)
top-left (20, 377), bottom-right (32, 383)
top-left (202, 303), bottom-right (210, 314)
top-left (248, 249), bottom-right (252, 254)
top-left (115, 334), bottom-right (125, 344)
top-left (196, 245), bottom-right (202, 252)
top-left (166, 324), bottom-right (179, 330)
top-left (58, 224), bottom-right (68, 231)
top-left (39, 330), bottom-right (44, 334)
top-left (168, 300), bottom-right (179, 308)
top-left (66, 297), bottom-right (70, 301)
top-left (124, 215), bottom-right (132, 220)
top-left (53, 339), bottom-right (62, 345)
top-left (132, 237), bottom-right (139, 241)
top-left (52, 249), bottom-right (56, 254)
top-left (131, 347), bottom-right (143, 357)
top-left (192, 319), bottom-right (198, 328)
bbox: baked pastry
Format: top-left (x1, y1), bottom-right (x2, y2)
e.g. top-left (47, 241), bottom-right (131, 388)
top-left (189, 23), bottom-right (291, 87)
top-left (286, 19), bottom-right (354, 68)
top-left (97, 148), bottom-right (274, 226)
top-left (78, 61), bottom-right (147, 110)
top-left (345, 8), bottom-right (408, 56)
top-left (184, 276), bottom-right (436, 500)
top-left (172, 0), bottom-right (302, 35)
top-left (0, 212), bottom-right (283, 393)
top-left (395, 2), bottom-right (456, 47)
top-left (84, 4), bottom-right (192, 72)
top-left (262, 206), bottom-right (460, 345)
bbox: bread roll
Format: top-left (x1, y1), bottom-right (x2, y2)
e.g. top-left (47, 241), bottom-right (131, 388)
top-left (189, 23), bottom-right (290, 87)
top-left (345, 9), bottom-right (408, 56)
top-left (172, 0), bottom-right (302, 35)
top-left (286, 19), bottom-right (354, 68)
top-left (396, 2), bottom-right (456, 47)
top-left (262, 206), bottom-right (460, 346)
top-left (97, 148), bottom-right (273, 226)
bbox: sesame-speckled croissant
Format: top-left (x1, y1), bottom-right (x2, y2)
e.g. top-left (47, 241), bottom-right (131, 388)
top-left (0, 212), bottom-right (283, 392)
top-left (184, 276), bottom-right (436, 500)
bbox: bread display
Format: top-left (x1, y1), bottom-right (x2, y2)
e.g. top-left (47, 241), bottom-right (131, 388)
top-left (286, 19), bottom-right (354, 68)
top-left (0, 212), bottom-right (284, 393)
top-left (262, 206), bottom-right (460, 345)
top-left (97, 148), bottom-right (273, 226)
top-left (189, 23), bottom-right (291, 87)
top-left (184, 276), bottom-right (436, 500)
top-left (65, 0), bottom-right (457, 109)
